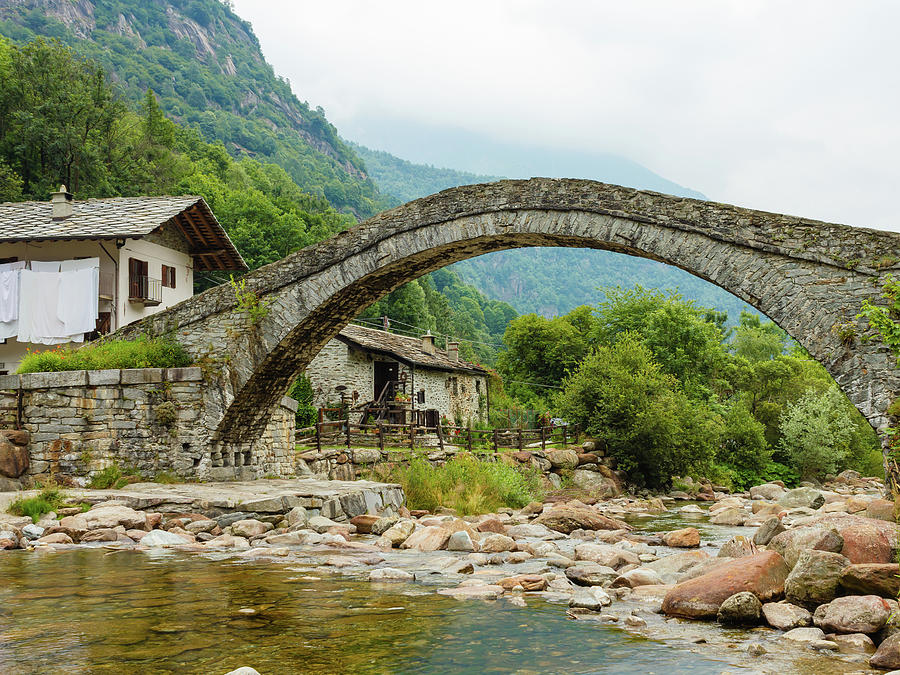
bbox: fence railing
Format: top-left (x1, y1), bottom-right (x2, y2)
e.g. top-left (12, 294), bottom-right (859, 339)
top-left (296, 420), bottom-right (579, 454)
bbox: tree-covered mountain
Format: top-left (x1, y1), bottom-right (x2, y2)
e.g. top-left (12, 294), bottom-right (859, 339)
top-left (0, 0), bottom-right (388, 217)
top-left (356, 140), bottom-right (757, 323)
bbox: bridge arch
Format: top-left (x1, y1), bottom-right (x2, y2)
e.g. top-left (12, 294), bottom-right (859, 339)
top-left (121, 178), bottom-right (900, 475)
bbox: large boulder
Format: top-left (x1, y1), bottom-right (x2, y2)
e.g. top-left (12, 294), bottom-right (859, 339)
top-left (784, 550), bottom-right (850, 608)
top-left (870, 633), bottom-right (900, 670)
top-left (571, 469), bottom-right (621, 497)
top-left (574, 543), bottom-right (641, 570)
top-left (611, 568), bottom-right (664, 588)
top-left (750, 483), bottom-right (786, 501)
top-left (717, 591), bottom-right (762, 625)
top-left (840, 563), bottom-right (900, 598)
top-left (231, 519), bottom-right (272, 538)
top-left (546, 449), bottom-right (579, 470)
top-left (761, 602), bottom-right (812, 630)
top-left (709, 508), bottom-right (746, 525)
top-left (478, 534), bottom-right (517, 553)
top-left (535, 506), bottom-right (632, 534)
top-left (400, 526), bottom-right (450, 552)
top-left (866, 499), bottom-right (895, 522)
top-left (0, 439), bottom-right (28, 478)
top-left (141, 530), bottom-right (190, 548)
top-left (752, 516), bottom-right (786, 546)
top-left (768, 526), bottom-right (844, 568)
top-left (813, 595), bottom-right (891, 634)
top-left (565, 564), bottom-right (619, 587)
top-left (779, 487), bottom-right (824, 510)
top-left (645, 550), bottom-right (710, 584)
top-left (800, 513), bottom-right (896, 564)
top-left (662, 528), bottom-right (700, 548)
top-left (661, 550), bottom-right (790, 619)
top-left (82, 504), bottom-right (148, 531)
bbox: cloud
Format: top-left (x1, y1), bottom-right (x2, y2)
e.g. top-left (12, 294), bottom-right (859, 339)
top-left (233, 0), bottom-right (900, 230)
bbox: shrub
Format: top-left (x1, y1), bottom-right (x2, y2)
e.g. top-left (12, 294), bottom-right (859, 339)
top-left (778, 387), bottom-right (854, 481)
top-left (717, 402), bottom-right (772, 490)
top-left (17, 336), bottom-right (192, 373)
top-left (88, 465), bottom-right (142, 489)
top-left (288, 375), bottom-right (318, 427)
top-left (555, 334), bottom-right (720, 488)
top-left (383, 454), bottom-right (543, 515)
top-left (8, 488), bottom-right (64, 523)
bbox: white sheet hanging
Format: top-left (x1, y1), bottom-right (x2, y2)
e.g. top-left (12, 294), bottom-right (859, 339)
top-left (59, 268), bottom-right (96, 335)
top-left (0, 261), bottom-right (25, 339)
top-left (31, 261), bottom-right (60, 273)
top-left (59, 258), bottom-right (99, 325)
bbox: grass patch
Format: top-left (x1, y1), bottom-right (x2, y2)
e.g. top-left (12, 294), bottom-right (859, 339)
top-left (88, 465), bottom-right (143, 490)
top-left (17, 335), bottom-right (191, 373)
top-left (152, 471), bottom-right (182, 484)
top-left (381, 454), bottom-right (544, 515)
top-left (8, 488), bottom-right (65, 523)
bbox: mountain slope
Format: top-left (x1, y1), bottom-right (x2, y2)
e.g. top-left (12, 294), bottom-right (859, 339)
top-left (0, 0), bottom-right (388, 217)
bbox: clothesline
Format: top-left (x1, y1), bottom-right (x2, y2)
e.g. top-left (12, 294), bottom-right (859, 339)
top-left (0, 258), bottom-right (99, 345)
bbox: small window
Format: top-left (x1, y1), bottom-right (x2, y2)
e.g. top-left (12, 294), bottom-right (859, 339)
top-left (161, 265), bottom-right (176, 289)
top-left (416, 390), bottom-right (425, 404)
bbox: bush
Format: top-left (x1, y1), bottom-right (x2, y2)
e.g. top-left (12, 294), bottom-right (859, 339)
top-left (8, 487), bottom-right (64, 523)
top-left (88, 465), bottom-right (142, 489)
top-left (383, 454), bottom-right (543, 515)
top-left (288, 375), bottom-right (318, 427)
top-left (717, 402), bottom-right (772, 490)
top-left (778, 387), bottom-right (855, 481)
top-left (17, 336), bottom-right (192, 373)
top-left (555, 335), bottom-right (720, 488)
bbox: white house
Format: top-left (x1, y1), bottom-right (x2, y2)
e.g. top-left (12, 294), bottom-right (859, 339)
top-left (0, 186), bottom-right (246, 373)
top-left (305, 323), bottom-right (490, 427)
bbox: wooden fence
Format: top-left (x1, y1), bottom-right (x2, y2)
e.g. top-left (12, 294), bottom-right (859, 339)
top-left (296, 420), bottom-right (579, 453)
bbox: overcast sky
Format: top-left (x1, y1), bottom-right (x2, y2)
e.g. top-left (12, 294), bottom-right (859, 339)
top-left (232, 1), bottom-right (899, 231)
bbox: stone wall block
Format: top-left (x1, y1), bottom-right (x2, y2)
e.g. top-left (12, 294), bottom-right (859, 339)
top-left (164, 367), bottom-right (203, 382)
top-left (121, 368), bottom-right (163, 384)
top-left (88, 370), bottom-right (121, 386)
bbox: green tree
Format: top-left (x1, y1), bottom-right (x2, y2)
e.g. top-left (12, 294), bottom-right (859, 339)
top-left (718, 401), bottom-right (772, 489)
top-left (778, 387), bottom-right (855, 481)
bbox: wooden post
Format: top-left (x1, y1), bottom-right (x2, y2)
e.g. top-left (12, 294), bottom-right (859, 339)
top-left (493, 429), bottom-right (499, 453)
top-left (378, 423), bottom-right (385, 453)
top-left (409, 422), bottom-right (415, 450)
top-left (574, 423), bottom-right (580, 445)
top-left (437, 421), bottom-right (445, 452)
top-left (346, 420), bottom-right (352, 450)
top-left (541, 425), bottom-right (546, 452)
top-left (467, 428), bottom-right (473, 453)
top-left (562, 424), bottom-right (568, 448)
top-left (518, 428), bottom-right (523, 451)
top-left (316, 422), bottom-right (322, 453)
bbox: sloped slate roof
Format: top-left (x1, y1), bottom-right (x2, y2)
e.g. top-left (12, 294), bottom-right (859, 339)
top-left (338, 324), bottom-right (488, 375)
top-left (0, 195), bottom-right (246, 271)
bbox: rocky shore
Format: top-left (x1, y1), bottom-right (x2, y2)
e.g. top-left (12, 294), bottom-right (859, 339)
top-left (1, 469), bottom-right (897, 672)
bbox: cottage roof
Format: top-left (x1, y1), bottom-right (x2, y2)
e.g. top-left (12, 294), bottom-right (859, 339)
top-left (337, 324), bottom-right (489, 375)
top-left (0, 195), bottom-right (246, 271)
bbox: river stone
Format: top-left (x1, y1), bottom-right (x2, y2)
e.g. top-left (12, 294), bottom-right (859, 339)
top-left (369, 567), bottom-right (415, 582)
top-left (574, 543), bottom-right (641, 570)
top-left (717, 591), bottom-right (762, 625)
top-left (0, 530), bottom-right (18, 549)
top-left (307, 516), bottom-right (340, 534)
top-left (184, 519), bottom-right (217, 534)
top-left (349, 514), bottom-right (379, 534)
top-left (479, 534), bottom-right (517, 553)
top-left (781, 627), bottom-right (825, 642)
top-left (571, 469), bottom-right (621, 497)
top-left (661, 550), bottom-right (789, 620)
top-left (446, 530), bottom-right (475, 552)
top-left (0, 439), bottom-right (28, 478)
top-left (506, 523), bottom-right (562, 540)
top-left (784, 550), bottom-right (850, 608)
top-left (829, 633), bottom-right (876, 654)
top-left (370, 515), bottom-right (398, 536)
top-left (870, 633), bottom-right (900, 670)
top-left (753, 516), bottom-right (786, 546)
top-left (813, 595), bottom-right (891, 634)
top-left (645, 550), bottom-right (710, 584)
top-left (611, 568), bottom-right (664, 588)
top-left (709, 508), bottom-right (746, 525)
top-left (37, 532), bottom-right (73, 545)
top-left (840, 563), bottom-right (900, 598)
top-left (535, 506), bottom-right (631, 534)
top-left (21, 523), bottom-right (43, 540)
top-left (224, 668), bottom-right (261, 675)
top-left (80, 528), bottom-right (119, 543)
top-left (762, 602), bottom-right (812, 630)
top-left (498, 574), bottom-right (547, 592)
top-left (231, 519), bottom-right (272, 538)
top-left (779, 487), bottom-right (824, 510)
top-left (565, 564), bottom-right (619, 587)
top-left (569, 587), bottom-right (612, 611)
top-left (82, 504), bottom-right (148, 531)
top-left (546, 449), bottom-right (579, 470)
top-left (401, 526), bottom-right (450, 552)
top-left (141, 530), bottom-right (190, 547)
top-left (382, 520), bottom-right (416, 547)
top-left (768, 526), bottom-right (844, 569)
top-left (717, 536), bottom-right (755, 559)
top-left (438, 584), bottom-right (505, 600)
top-left (866, 499), bottom-right (895, 521)
top-left (750, 483), bottom-right (786, 501)
top-left (203, 534), bottom-right (250, 549)
top-left (662, 528), bottom-right (700, 548)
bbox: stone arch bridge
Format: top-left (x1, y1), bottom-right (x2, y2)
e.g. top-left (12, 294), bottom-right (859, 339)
top-left (119, 178), bottom-right (900, 480)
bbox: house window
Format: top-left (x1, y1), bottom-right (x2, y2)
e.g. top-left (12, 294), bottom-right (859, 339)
top-left (162, 264), bottom-right (176, 289)
top-left (128, 258), bottom-right (149, 298)
top-left (416, 390), bottom-right (425, 404)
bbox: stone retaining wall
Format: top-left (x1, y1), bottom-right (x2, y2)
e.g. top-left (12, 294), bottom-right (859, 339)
top-left (0, 368), bottom-right (298, 487)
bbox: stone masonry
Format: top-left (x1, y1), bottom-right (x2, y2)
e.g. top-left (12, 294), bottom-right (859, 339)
top-left (112, 178), bottom-right (900, 474)
top-left (0, 367), bottom-right (299, 485)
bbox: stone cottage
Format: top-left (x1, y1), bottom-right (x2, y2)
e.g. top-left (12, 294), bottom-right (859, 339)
top-left (305, 324), bottom-right (489, 427)
top-left (0, 186), bottom-right (246, 372)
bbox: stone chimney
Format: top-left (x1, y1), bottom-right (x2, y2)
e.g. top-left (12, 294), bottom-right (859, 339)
top-left (447, 341), bottom-right (459, 362)
top-left (420, 332), bottom-right (435, 354)
top-left (50, 185), bottom-right (74, 220)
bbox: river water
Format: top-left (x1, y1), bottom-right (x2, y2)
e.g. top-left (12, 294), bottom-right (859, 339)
top-left (0, 505), bottom-right (873, 674)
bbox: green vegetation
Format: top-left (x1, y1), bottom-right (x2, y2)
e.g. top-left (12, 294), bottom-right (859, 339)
top-left (8, 487), bottom-right (65, 523)
top-left (16, 336), bottom-right (191, 373)
top-left (382, 455), bottom-right (543, 515)
top-left (288, 375), bottom-right (318, 428)
top-left (858, 274), bottom-right (900, 365)
top-left (88, 465), bottom-right (140, 489)
top-left (500, 286), bottom-right (881, 489)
